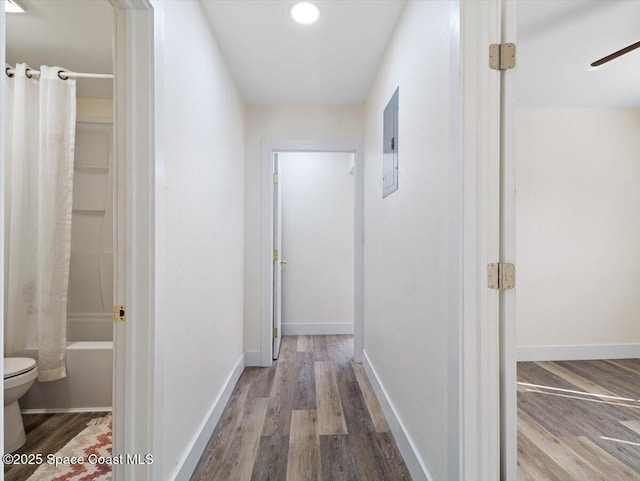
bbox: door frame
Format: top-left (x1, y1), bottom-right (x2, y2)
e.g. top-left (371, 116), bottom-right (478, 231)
top-left (110, 1), bottom-right (159, 479)
top-left (0, 0), bottom-right (6, 455)
top-left (458, 0), bottom-right (519, 479)
top-left (260, 139), bottom-right (364, 367)
top-left (457, 0), bottom-right (503, 479)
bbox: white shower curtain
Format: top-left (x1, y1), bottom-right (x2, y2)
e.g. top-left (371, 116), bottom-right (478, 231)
top-left (4, 64), bottom-right (76, 381)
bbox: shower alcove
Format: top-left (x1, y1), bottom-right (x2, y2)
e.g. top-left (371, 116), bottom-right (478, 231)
top-left (21, 115), bottom-right (114, 412)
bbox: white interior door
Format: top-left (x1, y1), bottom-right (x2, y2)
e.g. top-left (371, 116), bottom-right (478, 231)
top-left (273, 153), bottom-right (283, 359)
top-left (500, 1), bottom-right (518, 479)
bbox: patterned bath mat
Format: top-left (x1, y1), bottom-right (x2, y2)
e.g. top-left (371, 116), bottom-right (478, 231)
top-left (27, 414), bottom-right (112, 481)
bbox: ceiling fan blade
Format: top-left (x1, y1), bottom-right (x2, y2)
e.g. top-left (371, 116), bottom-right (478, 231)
top-left (591, 40), bottom-right (640, 67)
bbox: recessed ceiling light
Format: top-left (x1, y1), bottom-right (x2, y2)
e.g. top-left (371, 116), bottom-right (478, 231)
top-left (290, 2), bottom-right (319, 25)
top-left (5, 0), bottom-right (25, 13)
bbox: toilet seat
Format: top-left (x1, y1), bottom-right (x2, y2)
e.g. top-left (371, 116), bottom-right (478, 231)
top-left (4, 358), bottom-right (37, 380)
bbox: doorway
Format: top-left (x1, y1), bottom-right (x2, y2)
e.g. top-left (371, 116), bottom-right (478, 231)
top-left (500, 1), bottom-right (640, 479)
top-left (1, 1), bottom-right (156, 478)
top-left (3, 1), bottom-right (115, 474)
top-left (261, 140), bottom-right (363, 366)
top-left (272, 151), bottom-right (356, 359)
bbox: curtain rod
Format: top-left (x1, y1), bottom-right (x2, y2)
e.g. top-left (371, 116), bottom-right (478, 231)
top-left (5, 67), bottom-right (113, 80)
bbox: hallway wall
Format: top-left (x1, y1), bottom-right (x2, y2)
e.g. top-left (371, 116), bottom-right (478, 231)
top-left (155, 2), bottom-right (245, 477)
top-left (244, 105), bottom-right (362, 352)
top-left (363, 1), bottom-right (455, 480)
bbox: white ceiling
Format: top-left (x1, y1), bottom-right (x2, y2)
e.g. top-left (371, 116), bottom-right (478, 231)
top-left (518, 0), bottom-right (640, 108)
top-left (8, 0), bottom-right (634, 108)
top-left (200, 0), bottom-right (406, 105)
top-left (5, 0), bottom-right (113, 99)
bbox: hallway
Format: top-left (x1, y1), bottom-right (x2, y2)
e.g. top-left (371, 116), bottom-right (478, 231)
top-left (190, 335), bottom-right (411, 481)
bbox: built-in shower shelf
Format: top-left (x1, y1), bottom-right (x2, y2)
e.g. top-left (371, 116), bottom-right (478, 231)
top-left (72, 209), bottom-right (106, 215)
top-left (74, 165), bottom-right (109, 171)
top-left (70, 251), bottom-right (113, 255)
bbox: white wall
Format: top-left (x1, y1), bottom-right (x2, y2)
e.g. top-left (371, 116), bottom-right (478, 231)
top-left (516, 108), bottom-right (640, 350)
top-left (363, 2), bottom-right (454, 480)
top-left (244, 105), bottom-right (362, 351)
top-left (279, 152), bottom-right (354, 332)
top-left (77, 98), bottom-right (112, 120)
top-left (156, 1), bottom-right (245, 477)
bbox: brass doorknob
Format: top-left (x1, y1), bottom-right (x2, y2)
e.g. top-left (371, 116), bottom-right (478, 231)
top-left (280, 260), bottom-right (288, 265)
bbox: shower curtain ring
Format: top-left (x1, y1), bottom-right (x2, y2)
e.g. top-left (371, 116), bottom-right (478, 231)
top-left (5, 67), bottom-right (14, 78)
top-left (25, 69), bottom-right (33, 79)
top-left (58, 70), bottom-right (69, 81)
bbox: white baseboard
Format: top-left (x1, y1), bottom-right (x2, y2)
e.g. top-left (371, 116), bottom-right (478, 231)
top-left (281, 322), bottom-right (353, 336)
top-left (244, 350), bottom-right (262, 367)
top-left (362, 350), bottom-right (432, 481)
top-left (170, 353), bottom-right (245, 481)
top-left (517, 343), bottom-right (640, 362)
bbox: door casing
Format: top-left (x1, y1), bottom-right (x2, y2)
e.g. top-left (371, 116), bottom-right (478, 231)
top-left (457, 0), bottom-right (504, 479)
top-left (111, 1), bottom-right (159, 479)
top-left (0, 0), bottom-right (7, 455)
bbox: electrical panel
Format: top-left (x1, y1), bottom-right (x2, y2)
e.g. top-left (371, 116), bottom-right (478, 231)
top-left (383, 87), bottom-right (399, 198)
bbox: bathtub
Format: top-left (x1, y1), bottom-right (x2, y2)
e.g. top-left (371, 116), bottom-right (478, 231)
top-left (20, 341), bottom-right (113, 413)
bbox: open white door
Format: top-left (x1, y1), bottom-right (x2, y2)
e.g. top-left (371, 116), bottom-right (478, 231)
top-left (500, 1), bottom-right (518, 479)
top-left (272, 153), bottom-right (283, 359)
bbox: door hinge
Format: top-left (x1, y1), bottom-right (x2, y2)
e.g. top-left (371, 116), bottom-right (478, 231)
top-left (273, 249), bottom-right (279, 262)
top-left (273, 174), bottom-right (279, 184)
top-left (487, 263), bottom-right (515, 290)
top-left (489, 43), bottom-right (516, 71)
top-left (273, 327), bottom-right (278, 338)
top-left (113, 305), bottom-right (126, 322)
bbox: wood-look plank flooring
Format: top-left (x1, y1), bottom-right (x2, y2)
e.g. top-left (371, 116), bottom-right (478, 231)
top-left (191, 335), bottom-right (411, 481)
top-left (4, 411), bottom-right (106, 481)
top-left (518, 359), bottom-right (640, 481)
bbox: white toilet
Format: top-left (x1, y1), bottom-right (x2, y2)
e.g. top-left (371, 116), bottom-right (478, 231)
top-left (4, 358), bottom-right (38, 453)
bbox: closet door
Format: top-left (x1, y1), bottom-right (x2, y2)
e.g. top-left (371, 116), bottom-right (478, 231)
top-left (273, 153), bottom-right (283, 359)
